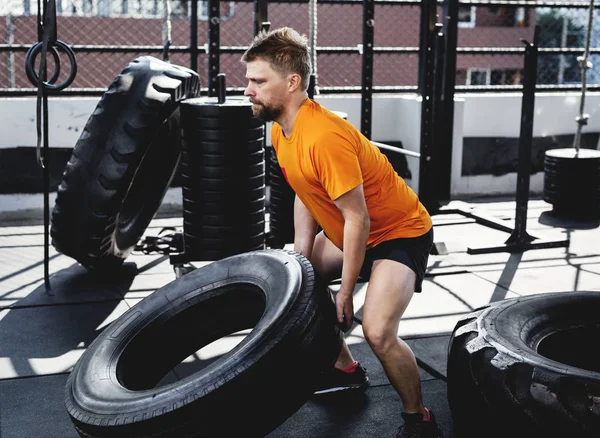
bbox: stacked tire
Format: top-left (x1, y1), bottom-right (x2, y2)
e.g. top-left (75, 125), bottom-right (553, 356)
top-left (180, 97), bottom-right (266, 261)
top-left (267, 146), bottom-right (295, 248)
top-left (51, 56), bottom-right (200, 270)
top-left (543, 148), bottom-right (600, 219)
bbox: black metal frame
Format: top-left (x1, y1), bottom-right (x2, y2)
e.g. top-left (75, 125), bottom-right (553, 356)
top-left (360, 0), bottom-right (375, 138)
top-left (434, 26), bottom-right (570, 254)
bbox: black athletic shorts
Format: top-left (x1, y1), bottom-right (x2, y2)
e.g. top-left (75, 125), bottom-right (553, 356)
top-left (358, 227), bottom-right (434, 292)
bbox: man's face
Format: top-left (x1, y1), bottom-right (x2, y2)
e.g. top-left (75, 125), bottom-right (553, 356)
top-left (244, 59), bottom-right (288, 121)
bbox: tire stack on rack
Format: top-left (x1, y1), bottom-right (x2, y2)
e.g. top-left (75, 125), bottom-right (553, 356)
top-left (543, 148), bottom-right (600, 219)
top-left (180, 92), bottom-right (266, 261)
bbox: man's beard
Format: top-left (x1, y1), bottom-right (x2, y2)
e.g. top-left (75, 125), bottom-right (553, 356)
top-left (252, 102), bottom-right (282, 122)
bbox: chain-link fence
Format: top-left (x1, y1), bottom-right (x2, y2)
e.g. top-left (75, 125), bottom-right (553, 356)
top-left (0, 0), bottom-right (599, 94)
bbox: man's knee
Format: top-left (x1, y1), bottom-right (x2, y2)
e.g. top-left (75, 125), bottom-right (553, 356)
top-left (362, 319), bottom-right (397, 355)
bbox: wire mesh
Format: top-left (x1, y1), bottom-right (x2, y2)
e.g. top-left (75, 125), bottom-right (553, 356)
top-left (0, 0), bottom-right (599, 93)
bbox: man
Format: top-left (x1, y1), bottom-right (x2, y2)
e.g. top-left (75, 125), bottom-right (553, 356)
top-left (242, 28), bottom-right (441, 438)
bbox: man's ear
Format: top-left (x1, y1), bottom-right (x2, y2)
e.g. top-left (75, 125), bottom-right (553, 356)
top-left (288, 73), bottom-right (302, 92)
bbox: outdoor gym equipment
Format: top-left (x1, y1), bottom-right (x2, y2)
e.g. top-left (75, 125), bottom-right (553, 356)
top-left (542, 0), bottom-right (600, 219)
top-left (25, 0), bottom-right (77, 292)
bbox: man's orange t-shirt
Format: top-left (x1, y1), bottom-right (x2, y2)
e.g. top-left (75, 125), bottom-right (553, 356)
top-left (271, 99), bottom-right (432, 250)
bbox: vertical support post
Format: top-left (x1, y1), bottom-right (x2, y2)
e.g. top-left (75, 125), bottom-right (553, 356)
top-left (190, 0), bottom-right (198, 73)
top-left (208, 0), bottom-right (220, 97)
top-left (420, 24), bottom-right (444, 214)
top-left (308, 74), bottom-right (316, 99)
top-left (361, 0), bottom-right (374, 138)
top-left (439, 0), bottom-right (459, 202)
top-left (418, 0), bottom-right (440, 213)
top-left (506, 26), bottom-right (540, 246)
top-left (418, 0), bottom-right (436, 94)
top-left (254, 0), bottom-right (268, 36)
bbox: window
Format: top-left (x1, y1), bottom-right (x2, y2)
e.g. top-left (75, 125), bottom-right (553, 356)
top-left (458, 6), bottom-right (476, 28)
top-left (467, 68), bottom-right (522, 86)
top-left (467, 68), bottom-right (490, 85)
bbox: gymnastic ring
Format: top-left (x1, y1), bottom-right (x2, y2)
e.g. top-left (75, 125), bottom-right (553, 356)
top-left (25, 40), bottom-right (77, 91)
top-left (25, 43), bottom-right (61, 86)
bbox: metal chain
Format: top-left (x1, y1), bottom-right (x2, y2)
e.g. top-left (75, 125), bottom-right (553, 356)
top-left (162, 0), bottom-right (172, 62)
top-left (572, 0), bottom-right (595, 153)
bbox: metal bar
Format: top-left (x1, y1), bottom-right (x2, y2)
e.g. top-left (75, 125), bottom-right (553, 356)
top-left (3, 45), bottom-right (600, 56)
top-left (455, 84), bottom-right (600, 91)
top-left (418, 0), bottom-right (441, 209)
top-left (440, 0), bottom-right (459, 203)
top-left (190, 0), bottom-right (198, 73)
top-left (254, 0), bottom-right (268, 36)
top-left (456, 0), bottom-right (600, 7)
top-left (418, 0), bottom-right (437, 94)
top-left (467, 238), bottom-right (570, 254)
top-left (207, 0), bottom-right (220, 97)
top-left (427, 25), bottom-right (446, 212)
top-left (372, 141), bottom-right (421, 157)
top-left (0, 44), bottom-right (196, 53)
top-left (505, 27), bottom-right (539, 247)
top-left (5, 82), bottom-right (600, 97)
top-left (360, 0), bottom-right (375, 138)
top-left (456, 47), bottom-right (600, 54)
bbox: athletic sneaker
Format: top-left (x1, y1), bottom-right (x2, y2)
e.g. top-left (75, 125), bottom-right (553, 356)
top-left (313, 361), bottom-right (369, 395)
top-left (397, 409), bottom-right (443, 438)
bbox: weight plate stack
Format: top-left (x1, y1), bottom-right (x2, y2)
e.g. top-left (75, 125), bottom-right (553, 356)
top-left (180, 96), bottom-right (266, 260)
top-left (543, 148), bottom-right (600, 219)
top-left (267, 149), bottom-right (295, 249)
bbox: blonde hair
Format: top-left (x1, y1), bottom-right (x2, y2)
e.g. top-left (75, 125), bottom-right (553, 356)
top-left (242, 27), bottom-right (312, 90)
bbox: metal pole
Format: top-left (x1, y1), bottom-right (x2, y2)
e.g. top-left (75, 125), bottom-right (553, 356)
top-left (418, 0), bottom-right (437, 94)
top-left (254, 0), bottom-right (268, 36)
top-left (190, 0), bottom-right (198, 73)
top-left (439, 0), bottom-right (459, 203)
top-left (572, 0), bottom-right (595, 153)
top-left (505, 26), bottom-right (540, 246)
top-left (208, 0), bottom-right (221, 97)
top-left (360, 0), bottom-right (374, 138)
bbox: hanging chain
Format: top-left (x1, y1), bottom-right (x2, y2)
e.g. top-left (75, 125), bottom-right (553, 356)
top-left (572, 0), bottom-right (595, 154)
top-left (162, 0), bottom-right (172, 62)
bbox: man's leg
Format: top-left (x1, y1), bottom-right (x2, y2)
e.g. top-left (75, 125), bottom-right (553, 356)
top-left (361, 259), bottom-right (424, 413)
top-left (310, 231), bottom-right (355, 369)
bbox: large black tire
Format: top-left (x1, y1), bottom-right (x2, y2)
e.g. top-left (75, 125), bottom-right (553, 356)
top-left (51, 56), bottom-right (200, 270)
top-left (447, 292), bottom-right (600, 438)
top-left (65, 249), bottom-right (343, 437)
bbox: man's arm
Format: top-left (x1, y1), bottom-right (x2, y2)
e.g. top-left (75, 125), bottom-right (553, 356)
top-left (293, 195), bottom-right (318, 260)
top-left (334, 184), bottom-right (370, 330)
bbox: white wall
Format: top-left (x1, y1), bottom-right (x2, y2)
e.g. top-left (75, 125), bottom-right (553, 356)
top-left (0, 97), bottom-right (98, 148)
top-left (455, 92), bottom-right (600, 196)
top-left (1, 92), bottom-right (599, 199)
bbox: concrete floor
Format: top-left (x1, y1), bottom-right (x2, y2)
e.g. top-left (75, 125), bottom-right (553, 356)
top-left (1, 197), bottom-right (599, 437)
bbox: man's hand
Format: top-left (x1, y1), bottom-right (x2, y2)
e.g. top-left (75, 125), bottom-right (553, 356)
top-left (336, 288), bottom-right (354, 332)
